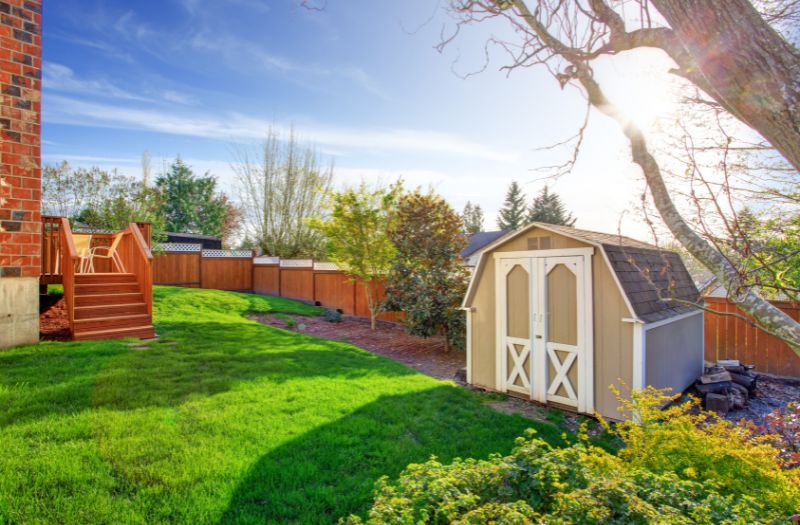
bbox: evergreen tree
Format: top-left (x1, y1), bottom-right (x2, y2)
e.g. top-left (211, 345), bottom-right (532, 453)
top-left (155, 159), bottom-right (237, 238)
top-left (497, 181), bottom-right (527, 230)
top-left (527, 185), bottom-right (576, 226)
top-left (462, 201), bottom-right (484, 234)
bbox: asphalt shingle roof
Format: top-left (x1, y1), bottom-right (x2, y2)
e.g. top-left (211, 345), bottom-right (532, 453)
top-left (528, 223), bottom-right (701, 323)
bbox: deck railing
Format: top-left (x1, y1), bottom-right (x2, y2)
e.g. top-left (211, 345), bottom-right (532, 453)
top-left (58, 217), bottom-right (78, 336)
top-left (41, 216), bottom-right (63, 284)
top-left (117, 223), bottom-right (154, 317)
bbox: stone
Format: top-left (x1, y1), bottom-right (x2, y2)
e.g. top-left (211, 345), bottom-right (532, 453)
top-left (705, 393), bottom-right (730, 414)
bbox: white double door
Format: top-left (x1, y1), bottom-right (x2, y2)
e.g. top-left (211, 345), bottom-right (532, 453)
top-left (496, 253), bottom-right (593, 413)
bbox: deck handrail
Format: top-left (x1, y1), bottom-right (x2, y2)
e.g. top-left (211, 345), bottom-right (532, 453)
top-left (121, 222), bottom-right (154, 318)
top-left (59, 217), bottom-right (78, 337)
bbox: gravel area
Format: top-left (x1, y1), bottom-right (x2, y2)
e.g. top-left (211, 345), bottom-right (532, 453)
top-left (725, 374), bottom-right (800, 426)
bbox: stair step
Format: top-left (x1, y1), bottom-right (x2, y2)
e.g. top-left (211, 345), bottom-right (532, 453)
top-left (75, 282), bottom-right (140, 295)
top-left (75, 292), bottom-right (144, 307)
top-left (73, 325), bottom-right (156, 341)
top-left (74, 302), bottom-right (148, 320)
top-left (75, 273), bottom-right (137, 284)
top-left (74, 314), bottom-right (151, 332)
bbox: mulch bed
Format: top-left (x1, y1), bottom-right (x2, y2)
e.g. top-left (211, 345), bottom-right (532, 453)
top-left (40, 295), bottom-right (70, 341)
top-left (251, 314), bottom-right (466, 381)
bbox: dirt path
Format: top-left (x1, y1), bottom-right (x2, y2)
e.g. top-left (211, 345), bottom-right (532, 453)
top-left (251, 313), bottom-right (465, 381)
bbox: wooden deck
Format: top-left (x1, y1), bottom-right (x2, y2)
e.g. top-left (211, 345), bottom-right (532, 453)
top-left (41, 217), bottom-right (154, 341)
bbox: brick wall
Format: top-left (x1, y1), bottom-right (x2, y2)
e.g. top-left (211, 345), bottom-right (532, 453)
top-left (0, 0), bottom-right (42, 279)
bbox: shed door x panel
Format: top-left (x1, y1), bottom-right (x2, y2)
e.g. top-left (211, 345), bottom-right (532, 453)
top-left (497, 254), bottom-right (591, 412)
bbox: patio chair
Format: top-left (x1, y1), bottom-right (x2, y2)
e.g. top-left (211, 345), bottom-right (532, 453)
top-left (72, 233), bottom-right (93, 273)
top-left (86, 233), bottom-right (126, 273)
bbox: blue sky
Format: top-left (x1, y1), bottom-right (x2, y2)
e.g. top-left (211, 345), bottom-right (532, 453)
top-left (42, 0), bottom-right (678, 236)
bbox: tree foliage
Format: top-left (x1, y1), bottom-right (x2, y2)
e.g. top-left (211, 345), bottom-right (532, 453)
top-left (461, 201), bottom-right (485, 233)
top-left (310, 183), bottom-right (400, 329)
top-left (385, 190), bottom-right (470, 351)
top-left (496, 181), bottom-right (527, 231)
top-left (527, 185), bottom-right (576, 226)
top-left (234, 127), bottom-right (334, 258)
top-left (42, 161), bottom-right (165, 241)
top-left (347, 388), bottom-right (800, 524)
top-left (155, 159), bottom-right (238, 241)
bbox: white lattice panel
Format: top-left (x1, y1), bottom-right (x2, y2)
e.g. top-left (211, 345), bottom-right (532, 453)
top-left (202, 249), bottom-right (253, 258)
top-left (156, 243), bottom-right (202, 253)
top-left (313, 262), bottom-right (339, 271)
top-left (279, 259), bottom-right (313, 268)
top-left (253, 256), bottom-right (280, 265)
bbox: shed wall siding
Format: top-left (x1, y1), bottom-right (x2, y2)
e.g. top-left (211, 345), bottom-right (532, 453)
top-left (645, 313), bottom-right (704, 393)
top-left (592, 253), bottom-right (633, 420)
top-left (468, 227), bottom-right (635, 419)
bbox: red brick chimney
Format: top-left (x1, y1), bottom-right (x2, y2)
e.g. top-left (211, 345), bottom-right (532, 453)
top-left (0, 0), bottom-right (42, 347)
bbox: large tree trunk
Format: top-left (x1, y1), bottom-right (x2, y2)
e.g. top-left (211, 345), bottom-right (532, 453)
top-left (650, 0), bottom-right (800, 172)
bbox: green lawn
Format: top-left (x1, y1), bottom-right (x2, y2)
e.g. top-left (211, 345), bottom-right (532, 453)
top-left (0, 286), bottom-right (565, 524)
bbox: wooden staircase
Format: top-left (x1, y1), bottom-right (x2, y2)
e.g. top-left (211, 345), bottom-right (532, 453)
top-left (73, 273), bottom-right (155, 340)
top-left (42, 218), bottom-right (155, 342)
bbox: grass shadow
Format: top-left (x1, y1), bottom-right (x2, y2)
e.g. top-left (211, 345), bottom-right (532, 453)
top-left (220, 385), bottom-right (565, 525)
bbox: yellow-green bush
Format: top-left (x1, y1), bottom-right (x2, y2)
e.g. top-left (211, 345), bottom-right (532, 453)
top-left (345, 389), bottom-right (799, 524)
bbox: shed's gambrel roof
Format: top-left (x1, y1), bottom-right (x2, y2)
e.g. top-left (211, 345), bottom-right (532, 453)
top-left (462, 222), bottom-right (701, 324)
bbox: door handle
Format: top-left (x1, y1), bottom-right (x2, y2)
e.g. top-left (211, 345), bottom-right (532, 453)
top-left (535, 335), bottom-right (543, 339)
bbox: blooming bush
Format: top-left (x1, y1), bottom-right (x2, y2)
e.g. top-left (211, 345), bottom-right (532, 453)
top-left (345, 389), bottom-right (800, 524)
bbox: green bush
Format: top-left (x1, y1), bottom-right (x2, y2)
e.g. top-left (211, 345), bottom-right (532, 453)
top-left (345, 388), bottom-right (800, 524)
top-left (324, 308), bottom-right (343, 323)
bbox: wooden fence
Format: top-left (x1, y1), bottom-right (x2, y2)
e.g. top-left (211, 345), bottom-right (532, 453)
top-left (704, 297), bottom-right (800, 377)
top-left (153, 247), bottom-right (401, 322)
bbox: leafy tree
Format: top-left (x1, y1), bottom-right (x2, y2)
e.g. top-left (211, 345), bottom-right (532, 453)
top-left (234, 127), bottom-right (334, 258)
top-left (461, 201), bottom-right (485, 233)
top-left (496, 180), bottom-right (527, 231)
top-left (43, 161), bottom-right (165, 242)
top-left (727, 208), bottom-right (799, 301)
top-left (310, 183), bottom-right (400, 329)
top-left (385, 190), bottom-right (470, 351)
top-left (347, 388), bottom-right (800, 524)
top-left (42, 162), bottom-right (112, 219)
top-left (527, 185), bottom-right (576, 226)
top-left (155, 159), bottom-right (238, 241)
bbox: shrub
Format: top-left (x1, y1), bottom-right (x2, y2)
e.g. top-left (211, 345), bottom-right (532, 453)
top-left (345, 389), bottom-right (800, 524)
top-left (324, 308), bottom-right (343, 323)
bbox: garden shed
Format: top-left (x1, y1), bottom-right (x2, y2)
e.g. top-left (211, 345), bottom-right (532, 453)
top-left (462, 222), bottom-right (703, 420)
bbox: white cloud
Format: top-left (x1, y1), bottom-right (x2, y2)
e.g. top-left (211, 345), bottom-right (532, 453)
top-left (43, 62), bottom-right (196, 106)
top-left (44, 94), bottom-right (516, 163)
top-left (43, 62), bottom-right (151, 102)
top-left (188, 32), bottom-right (388, 99)
top-left (42, 154), bottom-right (139, 165)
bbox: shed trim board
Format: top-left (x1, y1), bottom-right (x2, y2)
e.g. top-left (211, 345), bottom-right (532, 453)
top-left (465, 307), bottom-right (473, 383)
top-left (492, 249), bottom-right (594, 412)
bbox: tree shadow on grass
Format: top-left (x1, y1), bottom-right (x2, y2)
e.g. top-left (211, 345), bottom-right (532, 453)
top-left (219, 385), bottom-right (565, 525)
top-left (0, 321), bottom-right (415, 427)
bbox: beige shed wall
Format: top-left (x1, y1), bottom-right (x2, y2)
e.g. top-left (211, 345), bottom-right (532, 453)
top-left (645, 313), bottom-right (704, 393)
top-left (467, 227), bottom-right (635, 420)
